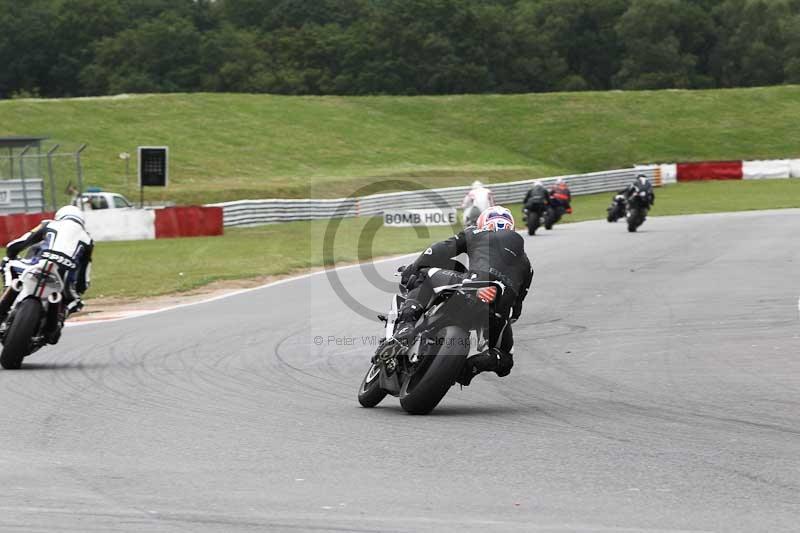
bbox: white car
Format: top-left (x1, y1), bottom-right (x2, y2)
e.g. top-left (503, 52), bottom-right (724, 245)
top-left (73, 191), bottom-right (134, 210)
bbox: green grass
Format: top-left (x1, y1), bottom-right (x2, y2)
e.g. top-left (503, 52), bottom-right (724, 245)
top-left (3, 87), bottom-right (800, 203)
top-left (89, 180), bottom-right (800, 300)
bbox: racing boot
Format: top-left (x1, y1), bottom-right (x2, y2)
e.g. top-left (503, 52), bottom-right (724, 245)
top-left (456, 347), bottom-right (514, 386)
top-left (391, 298), bottom-right (424, 348)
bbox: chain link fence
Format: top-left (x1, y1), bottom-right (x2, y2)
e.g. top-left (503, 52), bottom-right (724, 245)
top-left (0, 143), bottom-right (88, 214)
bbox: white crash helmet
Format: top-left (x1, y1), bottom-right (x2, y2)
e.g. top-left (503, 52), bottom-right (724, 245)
top-left (476, 205), bottom-right (515, 232)
top-left (55, 205), bottom-right (86, 227)
top-left (471, 180), bottom-right (483, 189)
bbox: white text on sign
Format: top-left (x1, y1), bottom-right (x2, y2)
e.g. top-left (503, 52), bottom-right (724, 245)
top-left (383, 209), bottom-right (457, 227)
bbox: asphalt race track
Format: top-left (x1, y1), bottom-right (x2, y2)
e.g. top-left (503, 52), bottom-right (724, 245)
top-left (0, 210), bottom-right (798, 532)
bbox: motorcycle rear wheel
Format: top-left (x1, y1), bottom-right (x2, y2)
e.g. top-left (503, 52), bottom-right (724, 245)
top-left (399, 326), bottom-right (469, 415)
top-left (544, 209), bottom-right (555, 230)
top-left (1, 299), bottom-right (42, 370)
top-left (527, 213), bottom-right (538, 235)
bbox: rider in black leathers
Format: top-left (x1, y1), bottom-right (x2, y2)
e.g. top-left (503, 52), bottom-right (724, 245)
top-left (394, 206), bottom-right (533, 385)
top-left (623, 174), bottom-right (655, 207)
top-left (523, 182), bottom-right (550, 209)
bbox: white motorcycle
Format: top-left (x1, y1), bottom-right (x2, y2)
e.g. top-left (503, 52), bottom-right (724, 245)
top-left (462, 205), bottom-right (481, 227)
top-left (0, 251), bottom-right (74, 369)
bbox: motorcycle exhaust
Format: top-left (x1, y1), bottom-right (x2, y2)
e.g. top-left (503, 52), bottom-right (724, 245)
top-left (10, 279), bottom-right (23, 292)
top-left (48, 292), bottom-right (62, 304)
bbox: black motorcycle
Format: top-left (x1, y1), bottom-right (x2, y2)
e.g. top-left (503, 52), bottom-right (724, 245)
top-left (626, 187), bottom-right (651, 232)
top-left (543, 202), bottom-right (569, 230)
top-left (358, 267), bottom-right (505, 415)
top-left (607, 194), bottom-right (626, 222)
top-left (523, 202), bottom-right (546, 235)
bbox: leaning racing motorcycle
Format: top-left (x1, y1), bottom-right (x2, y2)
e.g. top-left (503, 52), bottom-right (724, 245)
top-left (625, 187), bottom-right (651, 232)
top-left (543, 200), bottom-right (571, 230)
top-left (0, 252), bottom-right (72, 369)
top-left (607, 194), bottom-right (626, 222)
top-left (462, 205), bottom-right (481, 228)
top-left (357, 266), bottom-right (505, 415)
top-left (523, 202), bottom-right (545, 235)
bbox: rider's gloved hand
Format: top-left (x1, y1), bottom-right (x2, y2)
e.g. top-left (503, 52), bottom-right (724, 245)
top-left (399, 264), bottom-right (419, 288)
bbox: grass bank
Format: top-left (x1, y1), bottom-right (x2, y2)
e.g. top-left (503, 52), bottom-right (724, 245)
top-left (89, 180), bottom-right (800, 300)
top-left (3, 87), bottom-right (799, 203)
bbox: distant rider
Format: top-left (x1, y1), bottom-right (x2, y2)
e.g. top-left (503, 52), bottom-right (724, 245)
top-left (0, 205), bottom-right (94, 344)
top-left (623, 174), bottom-right (655, 207)
top-left (394, 206), bottom-right (533, 385)
top-left (548, 178), bottom-right (572, 214)
top-left (461, 180), bottom-right (495, 226)
top-left (523, 181), bottom-right (550, 212)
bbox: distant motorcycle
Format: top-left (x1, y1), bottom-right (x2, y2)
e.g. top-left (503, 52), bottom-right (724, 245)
top-left (0, 253), bottom-right (72, 369)
top-left (607, 194), bottom-right (626, 222)
top-left (463, 205), bottom-right (481, 228)
top-left (523, 202), bottom-right (546, 235)
top-left (543, 201), bottom-right (571, 230)
top-left (358, 266), bottom-right (505, 415)
top-left (626, 187), bottom-right (651, 232)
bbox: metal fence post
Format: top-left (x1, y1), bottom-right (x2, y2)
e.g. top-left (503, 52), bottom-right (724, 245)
top-left (18, 146), bottom-right (31, 213)
top-left (75, 144), bottom-right (87, 210)
top-left (47, 144), bottom-right (60, 211)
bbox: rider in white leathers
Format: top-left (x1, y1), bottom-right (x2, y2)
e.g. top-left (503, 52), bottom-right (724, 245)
top-left (461, 180), bottom-right (495, 226)
top-left (0, 206), bottom-right (94, 344)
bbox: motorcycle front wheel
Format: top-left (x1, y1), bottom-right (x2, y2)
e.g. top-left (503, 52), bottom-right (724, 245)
top-left (627, 209), bottom-right (640, 232)
top-left (1, 298), bottom-right (42, 370)
top-left (358, 363), bottom-right (387, 408)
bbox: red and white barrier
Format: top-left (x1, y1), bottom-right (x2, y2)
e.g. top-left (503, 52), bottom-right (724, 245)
top-left (677, 161), bottom-right (743, 181)
top-left (84, 209), bottom-right (156, 241)
top-left (0, 212), bottom-right (55, 246)
top-left (154, 206), bottom-right (224, 239)
top-left (0, 206), bottom-right (223, 245)
top-left (645, 158), bottom-right (800, 183)
top-left (742, 160), bottom-right (793, 180)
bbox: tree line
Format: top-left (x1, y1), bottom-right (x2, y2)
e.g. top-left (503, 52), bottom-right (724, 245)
top-left (2, 0), bottom-right (799, 98)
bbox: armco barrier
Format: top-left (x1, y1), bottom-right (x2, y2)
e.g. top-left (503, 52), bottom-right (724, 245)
top-left (0, 180), bottom-right (46, 215)
top-left (209, 167), bottom-right (656, 227)
top-left (155, 206), bottom-right (224, 238)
